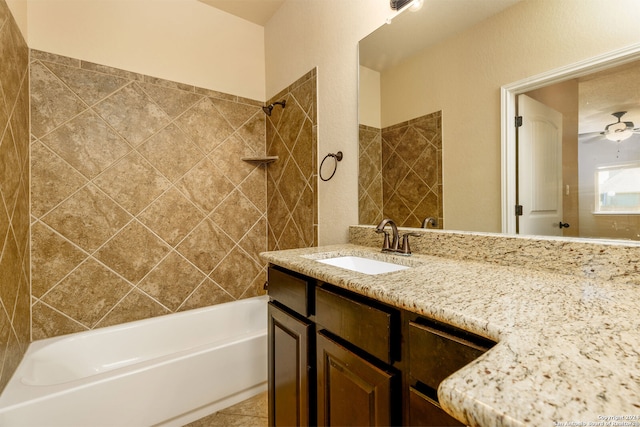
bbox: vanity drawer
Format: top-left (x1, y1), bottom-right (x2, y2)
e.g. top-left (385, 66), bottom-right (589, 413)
top-left (268, 266), bottom-right (313, 317)
top-left (409, 319), bottom-right (493, 391)
top-left (315, 285), bottom-right (396, 364)
top-left (408, 386), bottom-right (464, 426)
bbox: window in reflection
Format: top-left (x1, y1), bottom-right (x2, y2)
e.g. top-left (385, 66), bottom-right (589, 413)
top-left (595, 164), bottom-right (640, 214)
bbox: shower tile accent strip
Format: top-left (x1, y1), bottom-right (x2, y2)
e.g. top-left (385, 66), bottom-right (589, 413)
top-left (30, 50), bottom-right (273, 340)
top-left (0, 0), bottom-right (31, 391)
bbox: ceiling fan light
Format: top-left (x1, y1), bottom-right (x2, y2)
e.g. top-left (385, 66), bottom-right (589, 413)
top-left (605, 128), bottom-right (633, 142)
top-left (602, 111), bottom-right (636, 142)
top-left (607, 122), bottom-right (627, 133)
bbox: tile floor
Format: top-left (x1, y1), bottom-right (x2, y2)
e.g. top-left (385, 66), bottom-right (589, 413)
top-left (184, 391), bottom-right (267, 427)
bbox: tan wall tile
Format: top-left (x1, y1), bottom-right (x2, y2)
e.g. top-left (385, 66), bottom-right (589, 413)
top-left (177, 219), bottom-right (234, 274)
top-left (94, 289), bottom-right (170, 328)
top-left (381, 111), bottom-right (443, 228)
top-left (138, 252), bottom-right (206, 311)
top-left (30, 61), bottom-right (87, 139)
top-left (138, 187), bottom-right (205, 247)
top-left (265, 69), bottom-right (318, 251)
top-left (93, 83), bottom-right (170, 146)
top-left (40, 110), bottom-right (131, 179)
top-left (30, 51), bottom-right (270, 340)
top-left (175, 97), bottom-right (234, 153)
top-left (31, 221), bottom-right (88, 298)
top-left (41, 184), bottom-right (132, 252)
top-left (137, 124), bottom-right (202, 182)
top-left (0, 0), bottom-right (29, 392)
top-left (30, 141), bottom-right (88, 217)
top-left (94, 220), bottom-right (171, 283)
top-left (31, 300), bottom-right (87, 341)
top-left (40, 258), bottom-right (133, 328)
top-left (93, 152), bottom-right (171, 215)
top-left (176, 158), bottom-right (235, 213)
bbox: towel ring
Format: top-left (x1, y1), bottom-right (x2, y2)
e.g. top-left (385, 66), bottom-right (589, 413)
top-left (320, 151), bottom-right (343, 181)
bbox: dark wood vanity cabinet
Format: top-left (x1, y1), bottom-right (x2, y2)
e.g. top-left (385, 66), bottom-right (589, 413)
top-left (267, 265), bottom-right (495, 427)
top-left (316, 331), bottom-right (397, 426)
top-left (267, 267), bottom-right (315, 427)
top-left (268, 303), bottom-right (313, 426)
top-left (315, 285), bottom-right (402, 426)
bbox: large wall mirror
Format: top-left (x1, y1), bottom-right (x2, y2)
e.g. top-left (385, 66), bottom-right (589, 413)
top-left (358, 0), bottom-right (640, 242)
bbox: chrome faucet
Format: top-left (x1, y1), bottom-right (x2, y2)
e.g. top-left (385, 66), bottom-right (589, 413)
top-left (375, 218), bottom-right (399, 252)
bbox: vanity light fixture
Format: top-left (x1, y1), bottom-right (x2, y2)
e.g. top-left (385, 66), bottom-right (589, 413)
top-left (390, 0), bottom-right (412, 10)
top-left (388, 0), bottom-right (424, 23)
top-left (390, 0), bottom-right (423, 12)
top-left (409, 0), bottom-right (424, 11)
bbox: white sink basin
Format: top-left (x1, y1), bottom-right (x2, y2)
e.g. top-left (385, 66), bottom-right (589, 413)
top-left (317, 256), bottom-right (410, 275)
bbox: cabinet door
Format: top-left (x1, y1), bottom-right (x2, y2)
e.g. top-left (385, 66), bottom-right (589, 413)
top-left (268, 302), bottom-right (313, 427)
top-left (316, 331), bottom-right (397, 427)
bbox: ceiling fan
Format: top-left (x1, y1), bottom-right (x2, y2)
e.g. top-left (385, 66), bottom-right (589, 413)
top-left (601, 111), bottom-right (640, 142)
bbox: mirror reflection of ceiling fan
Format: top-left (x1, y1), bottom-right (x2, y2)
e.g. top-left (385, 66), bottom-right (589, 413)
top-left (601, 111), bottom-right (640, 142)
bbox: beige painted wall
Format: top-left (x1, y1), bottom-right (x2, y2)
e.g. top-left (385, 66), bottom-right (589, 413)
top-left (358, 65), bottom-right (381, 129)
top-left (379, 0), bottom-right (640, 233)
top-left (26, 0), bottom-right (266, 101)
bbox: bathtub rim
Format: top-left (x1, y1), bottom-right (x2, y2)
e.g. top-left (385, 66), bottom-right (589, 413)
top-left (0, 295), bottom-right (269, 407)
top-left (29, 294), bottom-right (269, 349)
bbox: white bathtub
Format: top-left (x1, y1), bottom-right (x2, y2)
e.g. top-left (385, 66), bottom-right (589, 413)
top-left (0, 295), bottom-right (268, 427)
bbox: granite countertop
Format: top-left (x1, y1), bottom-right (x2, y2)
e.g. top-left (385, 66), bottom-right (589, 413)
top-left (260, 243), bottom-right (640, 427)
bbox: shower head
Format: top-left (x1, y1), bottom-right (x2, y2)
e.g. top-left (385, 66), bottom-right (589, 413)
top-left (262, 100), bottom-right (286, 116)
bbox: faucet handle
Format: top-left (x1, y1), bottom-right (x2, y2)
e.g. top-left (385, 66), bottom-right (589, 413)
top-left (400, 232), bottom-right (421, 255)
top-left (376, 229), bottom-right (391, 250)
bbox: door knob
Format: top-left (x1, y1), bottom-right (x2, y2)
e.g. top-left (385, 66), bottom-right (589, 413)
top-left (559, 221), bottom-right (570, 229)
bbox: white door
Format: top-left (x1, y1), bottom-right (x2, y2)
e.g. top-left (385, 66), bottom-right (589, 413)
top-left (517, 94), bottom-right (564, 236)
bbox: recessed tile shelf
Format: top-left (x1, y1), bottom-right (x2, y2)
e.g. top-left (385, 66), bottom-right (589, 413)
top-left (241, 156), bottom-right (279, 164)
